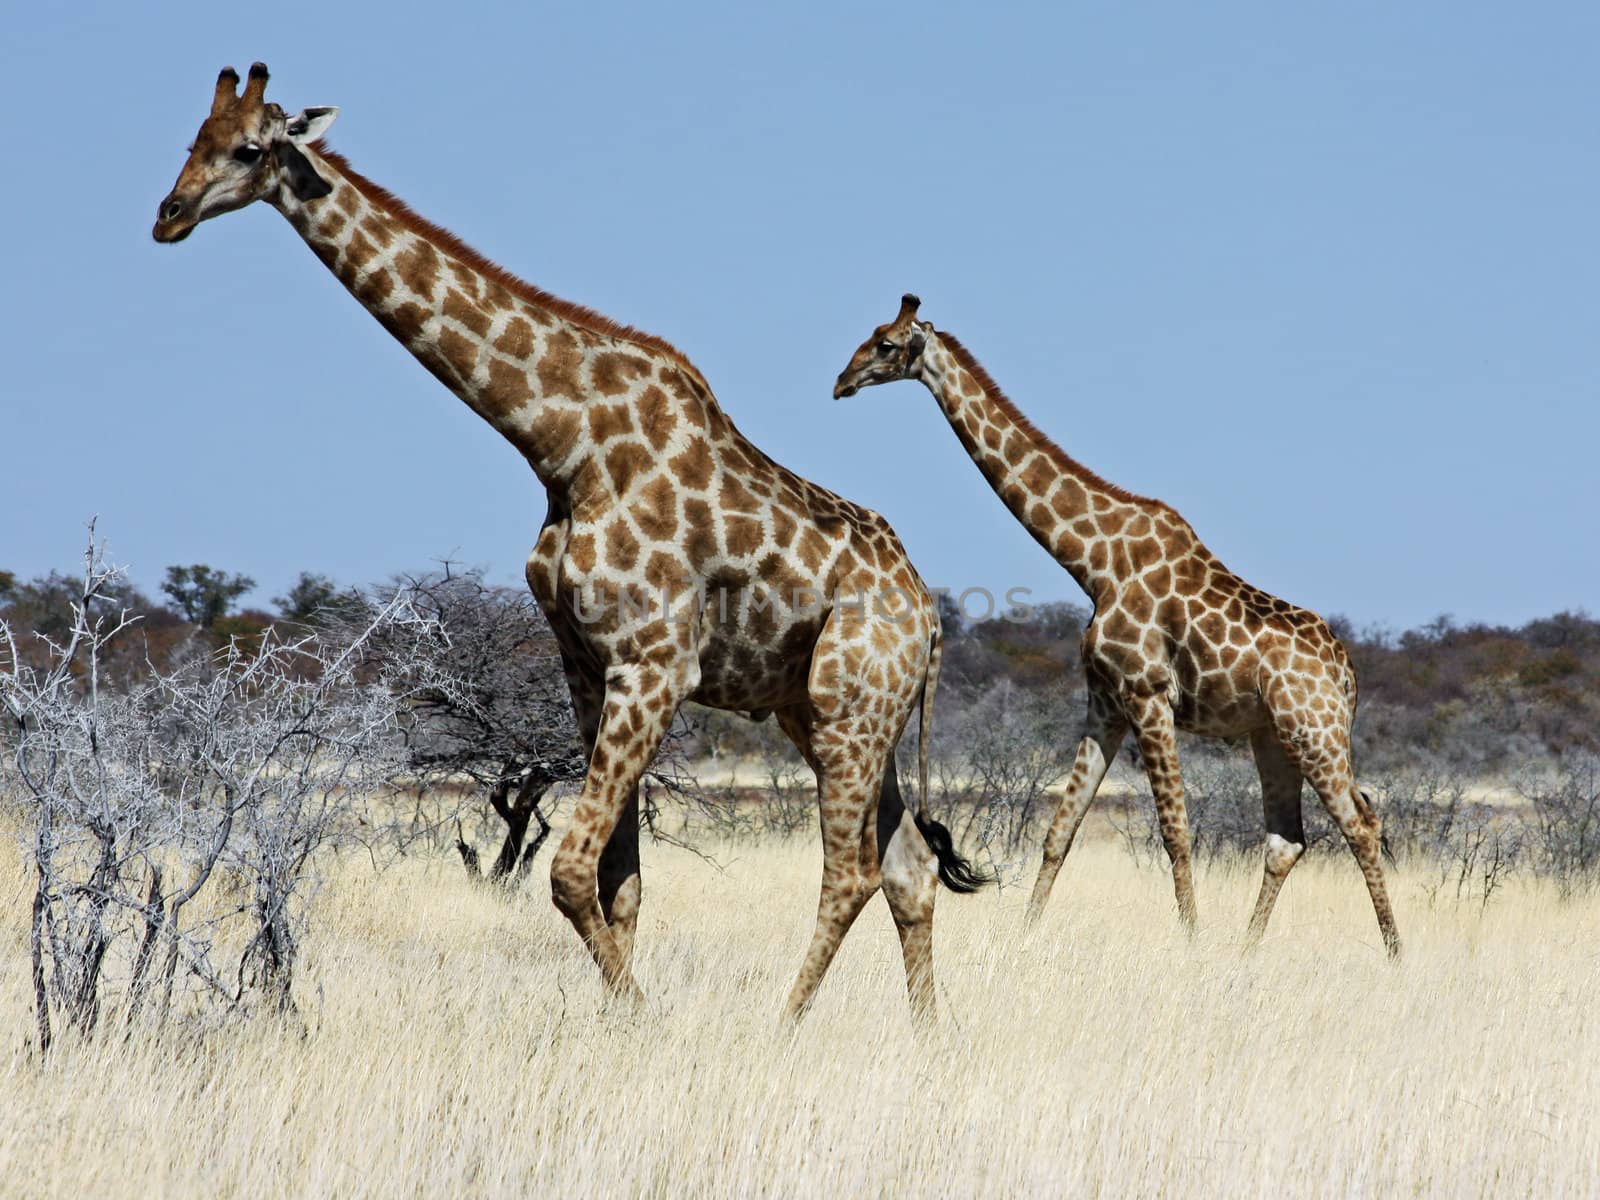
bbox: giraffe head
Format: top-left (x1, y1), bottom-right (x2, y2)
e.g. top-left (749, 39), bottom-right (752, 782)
top-left (153, 62), bottom-right (340, 244)
top-left (832, 294), bottom-right (930, 399)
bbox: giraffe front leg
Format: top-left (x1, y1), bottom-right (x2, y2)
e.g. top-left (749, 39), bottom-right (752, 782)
top-left (1244, 725), bottom-right (1307, 947)
top-left (597, 790), bottom-right (641, 969)
top-left (1026, 689), bottom-right (1127, 926)
top-left (552, 655), bottom-right (643, 972)
top-left (549, 662), bottom-right (687, 1002)
top-left (1127, 693), bottom-right (1197, 932)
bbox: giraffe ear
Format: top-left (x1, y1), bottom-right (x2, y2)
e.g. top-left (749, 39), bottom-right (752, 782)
top-left (285, 106), bottom-right (339, 144)
top-left (907, 331), bottom-right (926, 365)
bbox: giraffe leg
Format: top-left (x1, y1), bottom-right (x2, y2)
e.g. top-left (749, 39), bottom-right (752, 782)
top-left (1128, 694), bottom-right (1197, 931)
top-left (558, 656), bottom-right (643, 974)
top-left (1026, 688), bottom-right (1127, 925)
top-left (549, 661), bottom-right (689, 1000)
top-left (780, 709), bottom-right (935, 1018)
top-left (875, 761), bottom-right (940, 1023)
top-left (596, 791), bottom-right (641, 968)
top-left (1244, 725), bottom-right (1306, 946)
top-left (783, 728), bottom-right (882, 1021)
top-left (1303, 748), bottom-right (1401, 959)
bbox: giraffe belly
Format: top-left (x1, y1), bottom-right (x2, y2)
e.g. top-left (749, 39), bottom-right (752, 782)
top-left (1174, 692), bottom-right (1269, 738)
top-left (1170, 654), bottom-right (1270, 737)
top-left (689, 630), bottom-right (815, 712)
top-left (543, 558), bottom-right (821, 712)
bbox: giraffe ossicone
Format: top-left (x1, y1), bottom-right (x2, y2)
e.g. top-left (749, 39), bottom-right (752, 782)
top-left (154, 62), bottom-right (991, 1019)
top-left (833, 294), bottom-right (1400, 957)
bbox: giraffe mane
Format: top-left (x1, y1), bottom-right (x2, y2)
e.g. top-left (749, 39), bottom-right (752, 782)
top-left (312, 143), bottom-right (712, 392)
top-left (933, 330), bottom-right (1171, 512)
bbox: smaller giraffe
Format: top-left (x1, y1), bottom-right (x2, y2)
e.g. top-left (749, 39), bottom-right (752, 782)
top-left (833, 295), bottom-right (1399, 956)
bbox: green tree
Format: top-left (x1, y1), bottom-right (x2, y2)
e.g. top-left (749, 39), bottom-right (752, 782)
top-left (3, 571), bottom-right (83, 646)
top-left (273, 572), bottom-right (365, 626)
top-left (161, 564), bottom-right (256, 629)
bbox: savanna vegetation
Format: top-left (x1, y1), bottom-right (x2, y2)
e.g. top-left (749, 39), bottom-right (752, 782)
top-left (3, 532), bottom-right (1597, 1195)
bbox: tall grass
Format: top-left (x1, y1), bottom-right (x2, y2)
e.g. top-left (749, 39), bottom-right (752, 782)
top-left (3, 826), bottom-right (1596, 1197)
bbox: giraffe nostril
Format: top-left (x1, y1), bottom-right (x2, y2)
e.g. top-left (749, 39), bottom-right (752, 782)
top-left (163, 199), bottom-right (184, 222)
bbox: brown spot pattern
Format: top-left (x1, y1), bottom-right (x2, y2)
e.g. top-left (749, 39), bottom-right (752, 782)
top-left (161, 121), bottom-right (963, 1015)
top-left (828, 315), bottom-right (1397, 958)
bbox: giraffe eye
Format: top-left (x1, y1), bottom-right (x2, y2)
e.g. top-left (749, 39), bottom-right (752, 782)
top-left (233, 143), bottom-right (264, 165)
top-left (876, 340), bottom-right (896, 355)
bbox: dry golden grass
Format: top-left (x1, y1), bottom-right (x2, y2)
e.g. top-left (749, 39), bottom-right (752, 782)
top-left (3, 824), bottom-right (1597, 1197)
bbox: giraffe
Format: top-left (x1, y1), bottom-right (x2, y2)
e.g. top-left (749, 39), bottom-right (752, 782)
top-left (832, 295), bottom-right (1399, 957)
top-left (152, 65), bottom-right (989, 1018)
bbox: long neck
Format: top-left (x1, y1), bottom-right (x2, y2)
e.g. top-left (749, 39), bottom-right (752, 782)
top-left (916, 332), bottom-right (1162, 603)
top-left (270, 145), bottom-right (701, 493)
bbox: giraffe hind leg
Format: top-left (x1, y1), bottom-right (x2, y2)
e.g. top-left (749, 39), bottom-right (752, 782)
top-left (876, 761), bottom-right (941, 1022)
top-left (1244, 725), bottom-right (1306, 946)
top-left (783, 749), bottom-right (880, 1021)
top-left (1299, 740), bottom-right (1402, 959)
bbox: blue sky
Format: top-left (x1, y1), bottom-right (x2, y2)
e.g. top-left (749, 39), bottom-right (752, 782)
top-left (3, 2), bottom-right (1596, 630)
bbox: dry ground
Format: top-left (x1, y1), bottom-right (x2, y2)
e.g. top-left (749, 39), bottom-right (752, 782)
top-left (2, 823), bottom-right (1597, 1198)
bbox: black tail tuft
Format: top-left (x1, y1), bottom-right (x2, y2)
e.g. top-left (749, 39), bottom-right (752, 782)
top-left (914, 812), bottom-right (994, 894)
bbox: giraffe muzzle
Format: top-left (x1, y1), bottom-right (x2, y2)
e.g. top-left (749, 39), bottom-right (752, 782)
top-left (152, 195), bottom-right (196, 244)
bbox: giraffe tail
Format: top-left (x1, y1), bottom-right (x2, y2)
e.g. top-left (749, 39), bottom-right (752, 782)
top-left (916, 811), bottom-right (993, 893)
top-left (913, 625), bottom-right (994, 894)
top-left (916, 625), bottom-right (941, 824)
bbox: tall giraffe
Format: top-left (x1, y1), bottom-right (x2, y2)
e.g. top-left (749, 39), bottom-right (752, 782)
top-left (833, 295), bottom-right (1399, 956)
top-left (153, 65), bottom-right (988, 1018)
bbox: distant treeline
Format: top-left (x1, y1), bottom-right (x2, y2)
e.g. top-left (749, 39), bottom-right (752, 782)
top-left (0, 565), bottom-right (355, 683)
top-left (2, 562), bottom-right (1592, 769)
